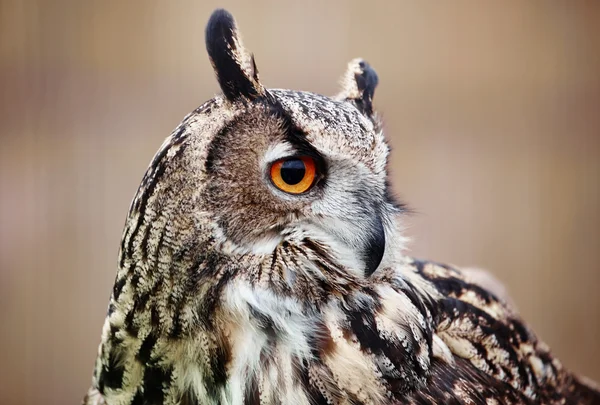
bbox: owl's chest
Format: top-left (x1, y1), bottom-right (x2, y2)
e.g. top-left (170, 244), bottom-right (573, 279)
top-left (188, 282), bottom-right (318, 403)
top-left (222, 281), bottom-right (316, 365)
top-left (207, 283), bottom-right (404, 405)
top-left (174, 280), bottom-right (432, 404)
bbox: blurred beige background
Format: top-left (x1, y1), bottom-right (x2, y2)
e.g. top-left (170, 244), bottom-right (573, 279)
top-left (1, 1), bottom-right (599, 404)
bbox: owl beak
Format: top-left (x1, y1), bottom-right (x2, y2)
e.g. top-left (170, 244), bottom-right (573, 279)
top-left (363, 214), bottom-right (386, 276)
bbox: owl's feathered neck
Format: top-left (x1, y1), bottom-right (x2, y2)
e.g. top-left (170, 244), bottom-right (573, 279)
top-left (93, 205), bottom-right (439, 402)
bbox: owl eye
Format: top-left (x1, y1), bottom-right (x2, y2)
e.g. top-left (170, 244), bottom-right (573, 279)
top-left (269, 156), bottom-right (317, 194)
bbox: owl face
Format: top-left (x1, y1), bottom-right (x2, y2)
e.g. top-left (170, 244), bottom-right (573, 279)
top-left (202, 92), bottom-right (396, 278)
top-left (144, 10), bottom-right (401, 281)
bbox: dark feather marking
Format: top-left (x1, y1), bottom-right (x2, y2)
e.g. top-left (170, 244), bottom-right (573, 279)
top-left (98, 349), bottom-right (125, 391)
top-left (249, 304), bottom-right (278, 341)
top-left (197, 266), bottom-right (235, 328)
top-left (172, 243), bottom-right (193, 263)
top-left (124, 307), bottom-right (139, 338)
top-left (438, 297), bottom-right (533, 389)
top-left (169, 299), bottom-right (186, 338)
top-left (107, 303), bottom-right (115, 316)
top-left (150, 306), bottom-right (160, 329)
top-left (296, 359), bottom-right (330, 405)
top-left (397, 281), bottom-right (434, 346)
top-left (142, 365), bottom-right (172, 405)
top-left (411, 258), bottom-right (426, 275)
top-left (309, 319), bottom-right (336, 358)
top-left (130, 273), bottom-right (141, 289)
top-left (244, 372), bottom-right (260, 405)
top-left (471, 340), bottom-right (499, 375)
top-left (430, 274), bottom-right (497, 305)
top-left (154, 223), bottom-right (168, 260)
top-left (137, 332), bottom-right (158, 364)
top-left (352, 60), bottom-right (378, 116)
top-left (268, 98), bottom-right (330, 185)
top-left (407, 259), bottom-right (562, 399)
top-left (139, 220), bottom-right (152, 263)
top-left (510, 317), bottom-right (531, 343)
top-left (345, 305), bottom-right (421, 395)
top-left (205, 9), bottom-right (260, 100)
top-left (119, 230), bottom-right (129, 268)
top-left (407, 357), bottom-right (534, 404)
top-left (113, 276), bottom-right (127, 301)
top-left (193, 98), bottom-right (217, 115)
top-left (131, 390), bottom-right (144, 405)
top-left (293, 243), bottom-right (355, 298)
top-left (265, 246), bottom-right (277, 283)
top-left (205, 340), bottom-right (232, 399)
top-left (140, 146), bottom-right (188, 263)
top-left (126, 135), bottom-right (187, 264)
top-left (183, 252), bottom-right (209, 289)
top-left (168, 253), bottom-right (210, 337)
top-left (204, 119), bottom-right (236, 174)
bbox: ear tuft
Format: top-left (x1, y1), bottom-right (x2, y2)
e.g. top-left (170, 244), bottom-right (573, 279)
top-left (336, 58), bottom-right (379, 116)
top-left (205, 9), bottom-right (264, 101)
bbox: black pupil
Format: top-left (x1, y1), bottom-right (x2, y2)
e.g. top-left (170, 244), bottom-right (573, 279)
top-left (280, 159), bottom-right (306, 185)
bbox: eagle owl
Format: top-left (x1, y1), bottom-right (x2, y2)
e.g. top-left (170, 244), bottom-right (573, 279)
top-left (84, 9), bottom-right (600, 405)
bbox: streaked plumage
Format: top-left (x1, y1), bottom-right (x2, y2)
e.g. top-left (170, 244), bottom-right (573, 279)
top-left (84, 9), bottom-right (600, 405)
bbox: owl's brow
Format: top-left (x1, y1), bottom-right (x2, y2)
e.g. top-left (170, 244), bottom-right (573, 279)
top-left (263, 95), bottom-right (328, 166)
top-left (202, 95), bottom-right (328, 179)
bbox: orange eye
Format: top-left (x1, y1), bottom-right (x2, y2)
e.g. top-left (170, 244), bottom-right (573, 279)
top-left (270, 156), bottom-right (317, 194)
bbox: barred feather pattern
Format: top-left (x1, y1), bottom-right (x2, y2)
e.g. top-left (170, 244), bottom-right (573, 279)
top-left (84, 103), bottom-right (599, 405)
top-left (84, 9), bottom-right (600, 404)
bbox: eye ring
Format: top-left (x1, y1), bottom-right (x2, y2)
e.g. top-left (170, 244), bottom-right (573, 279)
top-left (270, 156), bottom-right (317, 194)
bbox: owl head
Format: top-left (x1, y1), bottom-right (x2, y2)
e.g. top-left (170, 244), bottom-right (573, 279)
top-left (123, 9), bottom-right (404, 292)
top-left (96, 12), bottom-right (412, 399)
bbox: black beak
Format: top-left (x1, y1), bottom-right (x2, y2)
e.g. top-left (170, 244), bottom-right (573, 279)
top-left (363, 214), bottom-right (386, 276)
